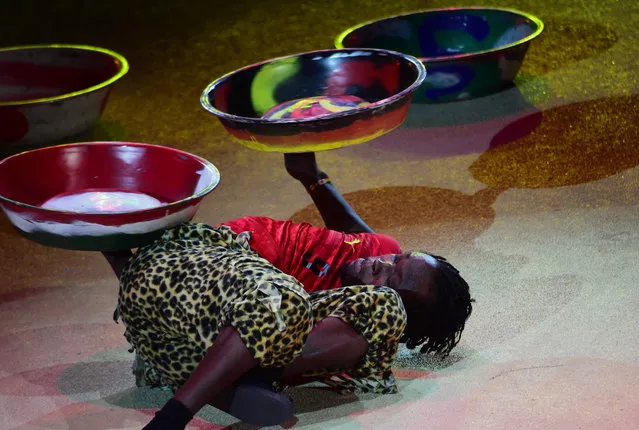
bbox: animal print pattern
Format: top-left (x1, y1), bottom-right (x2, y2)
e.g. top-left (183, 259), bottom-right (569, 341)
top-left (115, 223), bottom-right (406, 394)
top-left (300, 285), bottom-right (407, 394)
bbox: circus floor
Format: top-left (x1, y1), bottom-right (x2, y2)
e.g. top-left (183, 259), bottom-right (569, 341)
top-left (1, 0), bottom-right (638, 428)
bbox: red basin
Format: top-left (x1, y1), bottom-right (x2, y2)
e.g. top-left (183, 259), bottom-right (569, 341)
top-left (0, 142), bottom-right (220, 251)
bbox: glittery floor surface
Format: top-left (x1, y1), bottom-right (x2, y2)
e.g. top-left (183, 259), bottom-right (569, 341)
top-left (1, 0), bottom-right (638, 428)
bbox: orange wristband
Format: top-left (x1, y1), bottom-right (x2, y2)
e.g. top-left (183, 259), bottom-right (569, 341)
top-left (307, 177), bottom-right (331, 193)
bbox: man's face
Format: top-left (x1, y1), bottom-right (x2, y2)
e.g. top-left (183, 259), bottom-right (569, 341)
top-left (340, 252), bottom-right (438, 300)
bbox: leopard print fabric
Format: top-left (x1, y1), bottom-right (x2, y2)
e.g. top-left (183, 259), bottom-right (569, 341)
top-left (115, 223), bottom-right (407, 394)
top-left (299, 285), bottom-right (407, 394)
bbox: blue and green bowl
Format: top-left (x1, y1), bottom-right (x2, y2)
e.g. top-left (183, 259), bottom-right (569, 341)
top-left (336, 7), bottom-right (544, 103)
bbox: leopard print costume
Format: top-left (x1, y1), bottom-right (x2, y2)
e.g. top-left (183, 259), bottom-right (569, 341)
top-left (114, 223), bottom-right (407, 394)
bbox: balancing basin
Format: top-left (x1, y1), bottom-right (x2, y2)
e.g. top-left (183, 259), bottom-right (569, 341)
top-left (0, 142), bottom-right (220, 251)
top-left (201, 48), bottom-right (426, 153)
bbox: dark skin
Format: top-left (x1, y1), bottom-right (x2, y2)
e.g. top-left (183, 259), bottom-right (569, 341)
top-left (104, 153), bottom-right (438, 426)
top-left (172, 153), bottom-right (378, 415)
top-left (102, 152), bottom-right (372, 424)
top-left (284, 152), bottom-right (439, 303)
top-left (104, 153), bottom-right (439, 428)
top-left (283, 152), bottom-right (374, 234)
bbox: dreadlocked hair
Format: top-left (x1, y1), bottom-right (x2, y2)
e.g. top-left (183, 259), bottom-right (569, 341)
top-left (399, 252), bottom-right (474, 357)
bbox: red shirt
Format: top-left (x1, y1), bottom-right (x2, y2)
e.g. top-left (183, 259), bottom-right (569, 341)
top-left (220, 216), bottom-right (401, 293)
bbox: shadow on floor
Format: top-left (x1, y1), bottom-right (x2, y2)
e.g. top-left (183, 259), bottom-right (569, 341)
top-left (470, 94), bottom-right (639, 189)
top-left (290, 185), bottom-right (500, 250)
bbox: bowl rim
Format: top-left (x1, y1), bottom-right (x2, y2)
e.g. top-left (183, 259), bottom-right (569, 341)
top-left (334, 6), bottom-right (545, 63)
top-left (200, 47), bottom-right (426, 125)
top-left (0, 141), bottom-right (221, 216)
top-left (0, 44), bottom-right (130, 107)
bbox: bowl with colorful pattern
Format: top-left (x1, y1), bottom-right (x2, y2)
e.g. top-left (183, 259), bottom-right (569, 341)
top-left (336, 7), bottom-right (544, 103)
top-left (200, 48), bottom-right (426, 153)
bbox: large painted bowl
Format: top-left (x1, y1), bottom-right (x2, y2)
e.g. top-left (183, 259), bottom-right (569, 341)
top-left (0, 44), bottom-right (129, 147)
top-left (336, 7), bottom-right (544, 103)
top-left (201, 48), bottom-right (426, 153)
top-left (0, 142), bottom-right (220, 251)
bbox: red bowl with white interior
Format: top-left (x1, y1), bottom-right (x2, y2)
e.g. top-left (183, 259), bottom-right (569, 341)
top-left (0, 142), bottom-right (220, 251)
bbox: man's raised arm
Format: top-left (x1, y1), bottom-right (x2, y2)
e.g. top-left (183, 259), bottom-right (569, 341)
top-left (284, 152), bottom-right (374, 234)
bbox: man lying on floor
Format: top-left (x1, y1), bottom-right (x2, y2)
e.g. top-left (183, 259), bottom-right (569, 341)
top-left (108, 152), bottom-right (474, 429)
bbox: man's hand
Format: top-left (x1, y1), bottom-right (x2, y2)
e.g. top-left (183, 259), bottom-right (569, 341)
top-left (283, 151), bottom-right (374, 234)
top-left (284, 152), bottom-right (324, 186)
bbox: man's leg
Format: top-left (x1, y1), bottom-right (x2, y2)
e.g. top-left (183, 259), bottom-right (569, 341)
top-left (102, 250), bottom-right (133, 279)
top-left (144, 286), bottom-right (404, 428)
top-left (202, 316), bottom-right (367, 424)
top-left (142, 284), bottom-right (316, 428)
top-left (278, 316), bottom-right (368, 385)
top-left (253, 286), bottom-right (407, 388)
top-left (143, 326), bottom-right (258, 430)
